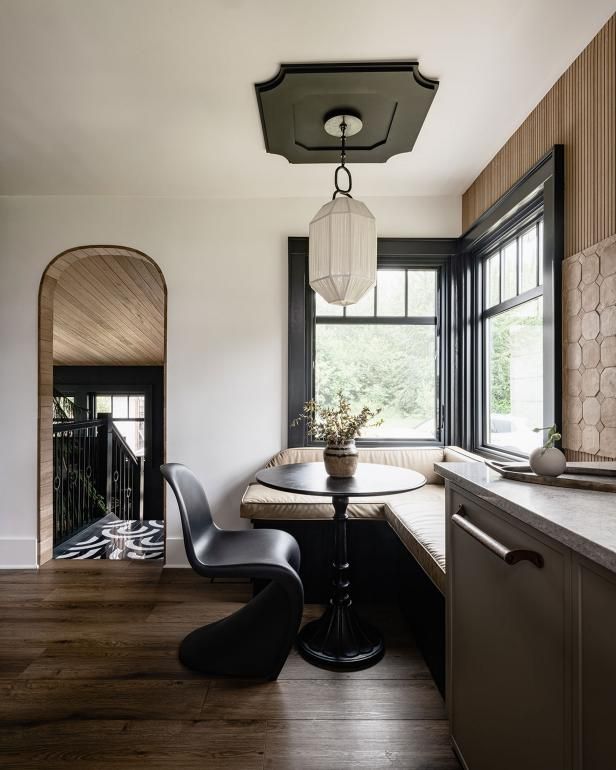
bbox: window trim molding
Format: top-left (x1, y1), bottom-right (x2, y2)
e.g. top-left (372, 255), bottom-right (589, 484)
top-left (287, 237), bottom-right (457, 448)
top-left (454, 145), bottom-right (564, 458)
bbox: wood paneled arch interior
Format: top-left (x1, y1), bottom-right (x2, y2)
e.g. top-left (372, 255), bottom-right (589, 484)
top-left (38, 246), bottom-right (167, 565)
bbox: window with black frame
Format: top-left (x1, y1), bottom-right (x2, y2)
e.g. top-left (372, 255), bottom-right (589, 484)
top-left (314, 267), bottom-right (441, 442)
top-left (94, 393), bottom-right (146, 457)
top-left (480, 217), bottom-right (546, 456)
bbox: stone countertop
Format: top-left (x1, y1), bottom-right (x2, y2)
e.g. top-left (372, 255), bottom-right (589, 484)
top-left (435, 461), bottom-right (616, 574)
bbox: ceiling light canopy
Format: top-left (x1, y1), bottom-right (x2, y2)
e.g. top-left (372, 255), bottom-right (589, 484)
top-left (255, 61), bottom-right (439, 164)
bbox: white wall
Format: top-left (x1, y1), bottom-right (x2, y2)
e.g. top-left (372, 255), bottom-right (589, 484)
top-left (0, 194), bottom-right (460, 567)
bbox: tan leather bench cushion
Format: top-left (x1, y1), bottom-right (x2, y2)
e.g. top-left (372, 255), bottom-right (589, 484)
top-left (385, 489), bottom-right (446, 594)
top-left (241, 483), bottom-right (426, 520)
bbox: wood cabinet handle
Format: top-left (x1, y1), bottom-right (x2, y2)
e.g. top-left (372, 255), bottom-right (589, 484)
top-left (452, 505), bottom-right (544, 568)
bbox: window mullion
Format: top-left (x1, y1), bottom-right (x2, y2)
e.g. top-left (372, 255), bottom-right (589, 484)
top-left (404, 270), bottom-right (408, 316)
top-left (516, 235), bottom-right (520, 297)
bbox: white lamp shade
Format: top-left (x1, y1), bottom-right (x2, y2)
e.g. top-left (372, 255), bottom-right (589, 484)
top-left (309, 196), bottom-right (377, 306)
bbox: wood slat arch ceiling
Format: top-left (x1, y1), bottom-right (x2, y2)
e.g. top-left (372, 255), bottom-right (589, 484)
top-left (53, 253), bottom-right (165, 365)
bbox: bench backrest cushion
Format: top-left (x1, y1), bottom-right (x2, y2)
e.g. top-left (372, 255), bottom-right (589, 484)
top-left (266, 446), bottom-right (447, 485)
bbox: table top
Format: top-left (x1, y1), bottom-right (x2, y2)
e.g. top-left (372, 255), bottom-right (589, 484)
top-left (256, 462), bottom-right (426, 498)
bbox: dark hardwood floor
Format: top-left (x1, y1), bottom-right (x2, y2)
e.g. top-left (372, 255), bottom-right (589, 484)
top-left (0, 561), bottom-right (459, 769)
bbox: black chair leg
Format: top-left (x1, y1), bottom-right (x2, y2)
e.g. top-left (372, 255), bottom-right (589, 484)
top-left (179, 579), bottom-right (303, 680)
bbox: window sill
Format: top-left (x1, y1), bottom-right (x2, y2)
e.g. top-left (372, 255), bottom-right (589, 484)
top-left (472, 445), bottom-right (530, 463)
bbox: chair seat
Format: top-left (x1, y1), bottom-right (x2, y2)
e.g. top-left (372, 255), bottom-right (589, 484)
top-left (194, 527), bottom-right (300, 576)
top-left (384, 487), bottom-right (446, 594)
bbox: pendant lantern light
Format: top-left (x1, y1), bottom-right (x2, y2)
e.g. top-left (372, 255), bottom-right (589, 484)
top-left (309, 113), bottom-right (377, 306)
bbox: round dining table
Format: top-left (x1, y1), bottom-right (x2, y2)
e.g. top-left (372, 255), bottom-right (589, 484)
top-left (256, 461), bottom-right (426, 670)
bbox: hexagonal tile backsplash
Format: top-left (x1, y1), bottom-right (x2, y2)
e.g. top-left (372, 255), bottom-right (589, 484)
top-left (563, 234), bottom-right (616, 458)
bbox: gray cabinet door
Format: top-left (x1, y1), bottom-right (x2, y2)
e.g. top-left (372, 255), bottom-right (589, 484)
top-left (573, 555), bottom-right (616, 769)
top-left (446, 485), bottom-right (571, 770)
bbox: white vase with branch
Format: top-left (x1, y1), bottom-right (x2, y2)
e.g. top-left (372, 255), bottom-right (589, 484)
top-left (529, 424), bottom-right (566, 477)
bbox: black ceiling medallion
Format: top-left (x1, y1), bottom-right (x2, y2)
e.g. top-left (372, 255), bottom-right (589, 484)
top-left (255, 61), bottom-right (439, 164)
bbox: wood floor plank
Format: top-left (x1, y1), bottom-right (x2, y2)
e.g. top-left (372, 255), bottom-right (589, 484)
top-left (203, 679), bottom-right (446, 721)
top-left (278, 644), bottom-right (432, 680)
top-left (264, 719), bottom-right (460, 770)
top-left (0, 647), bottom-right (46, 678)
top-left (0, 680), bottom-right (209, 721)
top-left (44, 581), bottom-right (251, 605)
top-left (0, 719), bottom-right (266, 770)
top-left (0, 604), bottom-right (156, 623)
top-left (19, 643), bottom-right (202, 680)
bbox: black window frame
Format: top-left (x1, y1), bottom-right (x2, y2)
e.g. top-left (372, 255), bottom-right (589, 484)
top-left (94, 393), bottom-right (147, 458)
top-left (288, 237), bottom-right (457, 448)
top-left (454, 145), bottom-right (564, 460)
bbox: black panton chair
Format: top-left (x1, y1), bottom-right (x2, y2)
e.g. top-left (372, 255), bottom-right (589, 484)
top-left (160, 463), bottom-right (304, 680)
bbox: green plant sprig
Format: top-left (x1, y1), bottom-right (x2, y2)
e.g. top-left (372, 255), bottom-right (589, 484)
top-left (532, 424), bottom-right (561, 449)
top-left (292, 391), bottom-right (383, 445)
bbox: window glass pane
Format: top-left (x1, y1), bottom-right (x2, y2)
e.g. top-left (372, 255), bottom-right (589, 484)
top-left (112, 395), bottom-right (128, 418)
top-left (315, 324), bottom-right (436, 439)
top-left (486, 297), bottom-right (543, 455)
top-left (376, 270), bottom-right (405, 316)
top-left (96, 395), bottom-right (112, 414)
top-left (407, 270), bottom-right (436, 316)
top-left (114, 420), bottom-right (145, 457)
top-left (345, 286), bottom-right (375, 316)
top-left (486, 254), bottom-right (500, 308)
top-left (315, 291), bottom-right (343, 317)
top-left (520, 226), bottom-right (538, 293)
top-left (53, 395), bottom-right (75, 421)
top-left (129, 395), bottom-right (145, 419)
top-left (502, 241), bottom-right (517, 300)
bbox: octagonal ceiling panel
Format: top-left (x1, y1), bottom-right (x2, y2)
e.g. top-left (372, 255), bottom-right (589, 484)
top-left (255, 61), bottom-right (438, 164)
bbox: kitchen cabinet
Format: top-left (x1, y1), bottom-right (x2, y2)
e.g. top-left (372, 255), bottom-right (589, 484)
top-left (446, 485), bottom-right (571, 770)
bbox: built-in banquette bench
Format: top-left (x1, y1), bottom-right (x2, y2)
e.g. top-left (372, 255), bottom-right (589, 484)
top-left (242, 446), bottom-right (482, 688)
top-left (242, 446), bottom-right (481, 594)
top-left (241, 447), bottom-right (481, 600)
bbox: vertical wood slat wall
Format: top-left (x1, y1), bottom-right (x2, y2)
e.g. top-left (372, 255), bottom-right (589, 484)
top-left (462, 15), bottom-right (615, 257)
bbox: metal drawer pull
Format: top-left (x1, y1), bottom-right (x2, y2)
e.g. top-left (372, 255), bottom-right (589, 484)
top-left (452, 505), bottom-right (544, 568)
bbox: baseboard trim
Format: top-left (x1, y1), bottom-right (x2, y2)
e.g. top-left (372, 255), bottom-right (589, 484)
top-left (164, 537), bottom-right (189, 567)
top-left (0, 537), bottom-right (38, 569)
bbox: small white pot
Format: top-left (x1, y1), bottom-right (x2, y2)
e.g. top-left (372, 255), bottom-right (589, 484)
top-left (529, 446), bottom-right (567, 477)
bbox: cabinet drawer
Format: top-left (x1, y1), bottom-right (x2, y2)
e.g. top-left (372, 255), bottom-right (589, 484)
top-left (446, 486), bottom-right (571, 770)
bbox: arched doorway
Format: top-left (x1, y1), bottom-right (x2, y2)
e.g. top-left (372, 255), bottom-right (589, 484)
top-left (38, 245), bottom-right (167, 565)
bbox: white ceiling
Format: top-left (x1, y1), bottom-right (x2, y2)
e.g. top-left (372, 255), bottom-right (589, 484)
top-left (0, 0), bottom-right (613, 198)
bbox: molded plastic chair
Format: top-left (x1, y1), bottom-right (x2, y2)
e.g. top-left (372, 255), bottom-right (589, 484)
top-left (160, 463), bottom-right (303, 680)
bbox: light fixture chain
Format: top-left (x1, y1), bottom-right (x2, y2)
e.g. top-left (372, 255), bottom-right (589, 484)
top-left (332, 118), bottom-right (353, 199)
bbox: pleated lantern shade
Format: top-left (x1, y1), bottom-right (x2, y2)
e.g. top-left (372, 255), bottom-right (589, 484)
top-left (309, 196), bottom-right (377, 306)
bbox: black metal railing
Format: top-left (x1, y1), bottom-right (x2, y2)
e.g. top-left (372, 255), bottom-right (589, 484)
top-left (53, 414), bottom-right (143, 546)
top-left (106, 417), bottom-right (142, 521)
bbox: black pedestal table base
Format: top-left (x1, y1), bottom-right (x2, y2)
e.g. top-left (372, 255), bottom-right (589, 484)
top-left (297, 604), bottom-right (384, 668)
top-left (255, 463), bottom-right (426, 672)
